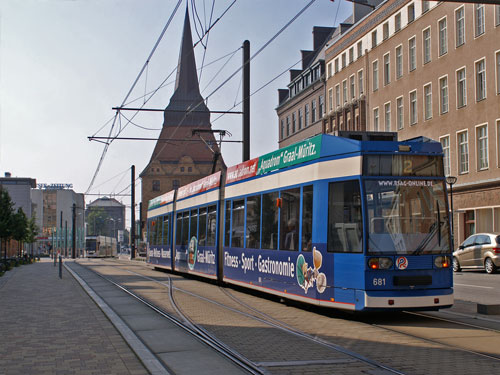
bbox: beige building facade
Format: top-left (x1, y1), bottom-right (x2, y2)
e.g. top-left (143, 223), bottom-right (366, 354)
top-left (323, 0), bottom-right (500, 246)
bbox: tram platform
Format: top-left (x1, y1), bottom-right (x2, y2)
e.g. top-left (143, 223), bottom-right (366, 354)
top-left (0, 258), bottom-right (247, 375)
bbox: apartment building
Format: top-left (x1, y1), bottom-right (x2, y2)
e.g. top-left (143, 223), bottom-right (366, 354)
top-left (323, 1), bottom-right (500, 245)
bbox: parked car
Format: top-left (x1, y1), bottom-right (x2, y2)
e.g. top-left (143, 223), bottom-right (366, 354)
top-left (453, 233), bottom-right (500, 274)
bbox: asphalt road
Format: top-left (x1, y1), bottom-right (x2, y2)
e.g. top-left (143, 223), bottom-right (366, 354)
top-left (453, 270), bottom-right (500, 305)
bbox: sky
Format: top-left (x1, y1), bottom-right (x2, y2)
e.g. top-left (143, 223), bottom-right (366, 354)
top-left (0, 0), bottom-right (352, 227)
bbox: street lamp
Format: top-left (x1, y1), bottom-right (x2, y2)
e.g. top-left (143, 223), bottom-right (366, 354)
top-left (446, 176), bottom-right (458, 251)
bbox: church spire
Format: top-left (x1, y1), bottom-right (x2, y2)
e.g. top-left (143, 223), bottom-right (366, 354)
top-left (163, 6), bottom-right (210, 127)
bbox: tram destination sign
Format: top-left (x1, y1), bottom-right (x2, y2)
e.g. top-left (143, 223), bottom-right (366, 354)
top-left (257, 135), bottom-right (322, 175)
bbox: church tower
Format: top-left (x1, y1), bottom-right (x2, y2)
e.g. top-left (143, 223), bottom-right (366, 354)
top-left (140, 7), bottom-right (225, 231)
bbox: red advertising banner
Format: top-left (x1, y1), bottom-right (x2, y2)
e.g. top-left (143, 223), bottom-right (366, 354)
top-left (148, 190), bottom-right (175, 210)
top-left (225, 157), bottom-right (259, 184)
top-left (177, 171), bottom-right (221, 200)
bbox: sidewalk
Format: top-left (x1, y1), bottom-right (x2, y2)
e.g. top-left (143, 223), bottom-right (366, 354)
top-left (0, 258), bottom-right (148, 375)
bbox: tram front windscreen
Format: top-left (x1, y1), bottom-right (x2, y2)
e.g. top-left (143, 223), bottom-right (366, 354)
top-left (365, 179), bottom-right (450, 255)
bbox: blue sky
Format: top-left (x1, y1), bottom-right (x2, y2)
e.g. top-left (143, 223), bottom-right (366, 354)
top-left (0, 0), bottom-right (351, 225)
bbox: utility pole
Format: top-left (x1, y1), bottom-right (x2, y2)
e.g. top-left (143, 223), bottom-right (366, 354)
top-left (242, 40), bottom-right (250, 162)
top-left (72, 203), bottom-right (76, 259)
top-left (131, 165), bottom-right (136, 259)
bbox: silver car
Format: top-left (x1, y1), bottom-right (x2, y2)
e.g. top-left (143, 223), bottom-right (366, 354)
top-left (453, 233), bottom-right (500, 274)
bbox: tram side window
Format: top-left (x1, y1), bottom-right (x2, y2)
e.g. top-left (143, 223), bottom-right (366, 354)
top-left (327, 180), bottom-right (363, 253)
top-left (163, 216), bottom-right (170, 246)
top-left (181, 212), bottom-right (190, 246)
top-left (176, 213), bottom-right (182, 246)
top-left (231, 200), bottom-right (245, 248)
top-left (280, 188), bottom-right (300, 251)
top-left (148, 220), bottom-right (155, 245)
top-left (207, 205), bottom-right (217, 246)
top-left (246, 195), bottom-right (261, 249)
top-left (262, 192), bottom-right (279, 250)
top-left (224, 201), bottom-right (231, 247)
top-left (190, 209), bottom-right (198, 241)
top-left (302, 185), bottom-right (313, 251)
top-left (198, 207), bottom-right (207, 246)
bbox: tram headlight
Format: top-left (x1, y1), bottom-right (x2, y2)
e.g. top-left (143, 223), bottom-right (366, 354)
top-left (434, 256), bottom-right (451, 268)
top-left (368, 257), bottom-right (393, 270)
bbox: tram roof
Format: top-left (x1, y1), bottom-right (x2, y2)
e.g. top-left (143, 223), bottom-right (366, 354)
top-left (148, 134), bottom-right (442, 211)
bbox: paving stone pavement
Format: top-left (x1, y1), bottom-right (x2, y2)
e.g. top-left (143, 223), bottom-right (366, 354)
top-left (0, 258), bottom-right (149, 375)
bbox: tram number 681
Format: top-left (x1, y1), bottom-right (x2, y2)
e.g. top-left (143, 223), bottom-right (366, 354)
top-left (373, 278), bottom-right (386, 286)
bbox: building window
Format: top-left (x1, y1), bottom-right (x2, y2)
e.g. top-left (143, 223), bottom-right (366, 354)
top-left (396, 96), bottom-right (403, 130)
top-left (457, 67), bottom-right (467, 108)
top-left (292, 112), bottom-right (296, 133)
top-left (311, 100), bottom-right (317, 123)
top-left (298, 108), bottom-right (303, 129)
top-left (280, 120), bottom-right (284, 139)
top-left (410, 90), bottom-right (417, 125)
top-left (424, 84), bottom-right (432, 121)
top-left (372, 30), bottom-right (377, 49)
top-left (305, 104), bottom-right (310, 127)
top-left (395, 13), bottom-right (401, 32)
top-left (372, 60), bottom-right (379, 91)
top-left (328, 89), bottom-right (333, 112)
top-left (343, 80), bottom-right (347, 103)
top-left (440, 136), bottom-right (451, 176)
top-left (395, 45), bottom-right (403, 79)
top-left (383, 22), bottom-right (389, 40)
top-left (439, 76), bottom-right (449, 114)
top-left (373, 107), bottom-right (379, 131)
top-left (408, 3), bottom-right (415, 23)
top-left (477, 124), bottom-right (489, 170)
top-left (439, 17), bottom-right (447, 56)
top-left (458, 130), bottom-right (469, 174)
top-left (422, 1), bottom-right (430, 13)
top-left (475, 4), bottom-right (485, 37)
top-left (350, 75), bottom-right (355, 99)
top-left (349, 47), bottom-right (354, 64)
top-left (286, 116), bottom-right (290, 136)
top-left (409, 37), bottom-right (416, 72)
top-left (475, 59), bottom-right (486, 102)
top-left (319, 95), bottom-right (324, 118)
top-left (496, 5), bottom-right (500, 27)
top-left (335, 84), bottom-right (340, 107)
top-left (358, 69), bottom-right (364, 95)
top-left (173, 180), bottom-right (180, 189)
top-left (423, 27), bottom-right (431, 64)
top-left (342, 53), bottom-right (346, 69)
top-left (152, 180), bottom-right (160, 192)
top-left (327, 63), bottom-right (332, 78)
top-left (357, 41), bottom-right (363, 58)
top-left (334, 58), bottom-right (339, 73)
top-left (384, 103), bottom-right (391, 132)
top-left (188, 167), bottom-right (192, 172)
top-left (497, 52), bottom-right (500, 95)
top-left (383, 53), bottom-right (390, 86)
top-left (180, 167), bottom-right (185, 172)
top-left (456, 6), bottom-right (465, 47)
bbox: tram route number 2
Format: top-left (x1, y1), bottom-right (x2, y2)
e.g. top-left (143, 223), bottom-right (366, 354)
top-left (373, 278), bottom-right (386, 286)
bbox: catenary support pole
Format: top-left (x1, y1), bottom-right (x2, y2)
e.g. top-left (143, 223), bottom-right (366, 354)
top-left (131, 165), bottom-right (136, 259)
top-left (242, 40), bottom-right (250, 162)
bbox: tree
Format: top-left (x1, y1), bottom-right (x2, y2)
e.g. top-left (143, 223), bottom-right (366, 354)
top-left (0, 187), bottom-right (15, 261)
top-left (12, 208), bottom-right (28, 258)
top-left (86, 208), bottom-right (109, 236)
top-left (25, 214), bottom-right (40, 256)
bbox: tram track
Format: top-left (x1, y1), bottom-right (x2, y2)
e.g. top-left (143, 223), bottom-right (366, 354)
top-left (76, 259), bottom-right (407, 374)
top-left (76, 258), bottom-right (500, 374)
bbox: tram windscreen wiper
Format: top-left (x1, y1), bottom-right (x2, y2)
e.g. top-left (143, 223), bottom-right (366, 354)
top-left (412, 219), bottom-right (438, 255)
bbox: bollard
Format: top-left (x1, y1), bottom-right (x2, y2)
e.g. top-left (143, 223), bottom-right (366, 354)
top-left (59, 255), bottom-right (62, 279)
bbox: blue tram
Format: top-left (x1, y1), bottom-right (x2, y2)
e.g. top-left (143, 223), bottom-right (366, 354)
top-left (147, 134), bottom-right (453, 311)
